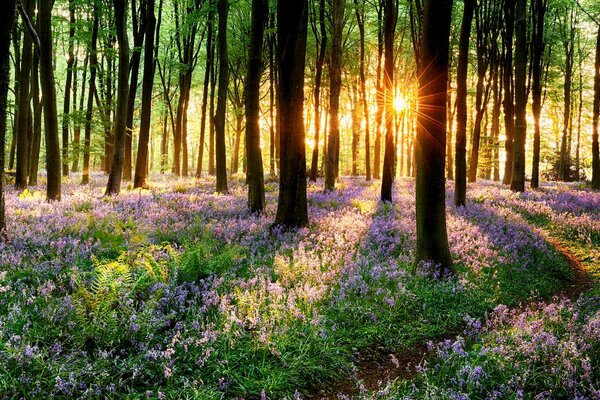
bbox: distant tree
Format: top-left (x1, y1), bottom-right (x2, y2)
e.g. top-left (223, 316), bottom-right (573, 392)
top-left (454, 0), bottom-right (475, 207)
top-left (105, 0), bottom-right (130, 196)
top-left (62, 0), bottom-right (76, 178)
top-left (415, 0), bottom-right (454, 273)
top-left (245, 0), bottom-right (268, 212)
top-left (82, 3), bottom-right (99, 185)
top-left (309, 0), bottom-right (327, 182)
top-left (354, 0), bottom-right (370, 181)
top-left (593, 24), bottom-right (600, 189)
top-left (530, 0), bottom-right (547, 189)
top-left (510, 0), bottom-right (527, 192)
top-left (134, 0), bottom-right (156, 189)
top-left (324, 0), bottom-right (344, 191)
top-left (381, 0), bottom-right (396, 202)
top-left (274, 0), bottom-right (309, 227)
top-left (215, 0), bottom-right (229, 193)
top-left (502, 0), bottom-right (515, 185)
top-left (0, 0), bottom-right (17, 233)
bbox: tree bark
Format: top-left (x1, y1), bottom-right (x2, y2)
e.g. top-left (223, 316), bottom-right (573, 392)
top-left (380, 0), bottom-right (396, 202)
top-left (82, 5), bottom-right (99, 185)
top-left (530, 0), bottom-right (546, 189)
top-left (105, 0), bottom-right (130, 196)
top-left (324, 0), bottom-right (344, 191)
top-left (275, 0), bottom-right (309, 227)
top-left (354, 0), bottom-right (370, 181)
top-left (309, 0), bottom-right (327, 182)
top-left (196, 1), bottom-right (214, 179)
top-left (134, 0), bottom-right (156, 189)
top-left (454, 0), bottom-right (474, 207)
top-left (246, 0), bottom-right (268, 212)
top-left (214, 0), bottom-right (229, 193)
top-left (510, 0), bottom-right (527, 192)
top-left (502, 0), bottom-right (515, 185)
top-left (415, 0), bottom-right (454, 274)
top-left (0, 0), bottom-right (17, 233)
top-left (61, 0), bottom-right (76, 177)
top-left (592, 24), bottom-right (600, 189)
top-left (29, 48), bottom-right (41, 185)
top-left (373, 3), bottom-right (383, 180)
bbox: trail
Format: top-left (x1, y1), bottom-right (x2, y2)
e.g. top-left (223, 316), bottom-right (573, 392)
top-left (304, 229), bottom-right (592, 400)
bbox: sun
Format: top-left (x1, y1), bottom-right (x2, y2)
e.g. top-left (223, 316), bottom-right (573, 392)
top-left (393, 95), bottom-right (407, 112)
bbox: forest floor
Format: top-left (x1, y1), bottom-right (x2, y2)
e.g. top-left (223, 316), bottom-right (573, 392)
top-left (0, 174), bottom-right (598, 399)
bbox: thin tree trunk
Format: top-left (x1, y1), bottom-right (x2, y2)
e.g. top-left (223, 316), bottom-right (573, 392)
top-left (196, 1), bottom-right (214, 178)
top-left (454, 0), bottom-right (475, 207)
top-left (510, 0), bottom-right (527, 192)
top-left (29, 49), bottom-right (41, 185)
top-left (592, 24), bottom-right (600, 189)
top-left (502, 0), bottom-right (515, 185)
top-left (309, 0), bottom-right (326, 182)
top-left (82, 6), bottom-right (99, 185)
top-left (530, 0), bottom-right (546, 189)
top-left (354, 0), bottom-right (370, 181)
top-left (134, 0), bottom-right (156, 189)
top-left (381, 0), bottom-right (396, 202)
top-left (246, 0), bottom-right (267, 212)
top-left (105, 0), bottom-right (130, 196)
top-left (62, 0), bottom-right (76, 177)
top-left (215, 0), bottom-right (229, 193)
top-left (72, 55), bottom-right (88, 173)
top-left (373, 4), bottom-right (383, 180)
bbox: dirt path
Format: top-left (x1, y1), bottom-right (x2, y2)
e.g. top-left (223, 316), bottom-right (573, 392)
top-left (304, 230), bottom-right (592, 400)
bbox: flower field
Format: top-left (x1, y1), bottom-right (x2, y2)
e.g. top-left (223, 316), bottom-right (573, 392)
top-left (0, 175), bottom-right (598, 399)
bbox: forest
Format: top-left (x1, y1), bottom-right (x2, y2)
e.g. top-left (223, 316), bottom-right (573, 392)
top-left (0, 0), bottom-right (599, 398)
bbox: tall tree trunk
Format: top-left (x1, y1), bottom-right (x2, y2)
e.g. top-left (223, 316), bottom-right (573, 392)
top-left (72, 55), bottom-right (88, 173)
top-left (9, 26), bottom-right (20, 172)
top-left (354, 0), bottom-right (370, 181)
top-left (208, 49), bottom-right (217, 175)
top-left (416, 0), bottom-right (454, 274)
top-left (196, 1), bottom-right (214, 179)
top-left (530, 0), bottom-right (546, 189)
top-left (592, 24), bottom-right (600, 189)
top-left (125, 0), bottom-right (146, 182)
top-left (309, 0), bottom-right (326, 182)
top-left (510, 0), bottom-right (527, 192)
top-left (275, 0), bottom-right (309, 227)
top-left (134, 0), bottom-right (156, 189)
top-left (373, 4), bottom-right (383, 180)
top-left (105, 0), bottom-right (130, 196)
top-left (246, 0), bottom-right (268, 212)
top-left (62, 0), bottom-right (76, 177)
top-left (215, 0), bottom-right (229, 193)
top-left (381, 0), bottom-right (396, 202)
top-left (0, 0), bottom-right (17, 233)
top-left (325, 0), bottom-right (344, 191)
top-left (454, 0), bottom-right (475, 207)
top-left (351, 79), bottom-right (360, 176)
top-left (82, 5), bottom-right (99, 185)
top-left (558, 13), bottom-right (574, 182)
top-left (446, 76), bottom-right (454, 180)
top-left (38, 0), bottom-right (61, 200)
top-left (502, 0), bottom-right (515, 185)
top-left (15, 0), bottom-right (34, 190)
top-left (491, 53), bottom-right (501, 182)
top-left (29, 49), bottom-right (41, 185)
top-left (269, 13), bottom-right (276, 177)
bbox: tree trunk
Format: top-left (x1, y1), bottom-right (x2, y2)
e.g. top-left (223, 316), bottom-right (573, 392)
top-left (196, 1), bottom-right (214, 179)
top-left (82, 6), bottom-right (99, 185)
top-left (502, 0), bottom-right (515, 185)
top-left (325, 0), bottom-right (344, 191)
top-left (246, 0), bottom-right (268, 212)
top-left (208, 49), bottom-right (217, 176)
top-left (309, 0), bottom-right (326, 182)
top-left (415, 0), bottom-right (454, 274)
top-left (269, 13), bottom-right (276, 177)
top-left (72, 55), bottom-right (88, 173)
top-left (215, 0), bottom-right (229, 193)
top-left (530, 0), bottom-right (546, 189)
top-left (592, 24), bottom-right (600, 189)
top-left (380, 0), bottom-right (396, 202)
top-left (0, 0), bottom-right (17, 233)
top-left (510, 0), bottom-right (526, 192)
top-left (354, 0), bottom-right (370, 181)
top-left (29, 49), bottom-right (41, 185)
top-left (373, 4), bottom-right (383, 180)
top-left (105, 0), bottom-right (130, 196)
top-left (134, 0), bottom-right (156, 189)
top-left (275, 0), bottom-right (309, 227)
top-left (454, 0), bottom-right (474, 207)
top-left (62, 0), bottom-right (76, 177)
top-left (15, 0), bottom-right (34, 190)
top-left (39, 0), bottom-right (61, 200)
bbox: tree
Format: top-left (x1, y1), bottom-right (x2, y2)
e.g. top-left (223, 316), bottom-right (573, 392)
top-left (593, 23), bottom-right (600, 189)
top-left (354, 0), bottom-right (370, 181)
top-left (62, 0), bottom-right (76, 178)
top-left (454, 0), bottom-right (475, 207)
top-left (380, 0), bottom-right (396, 202)
top-left (38, 0), bottom-right (61, 201)
top-left (245, 0), bottom-right (268, 212)
top-left (274, 0), bottom-right (309, 227)
top-left (415, 0), bottom-right (454, 273)
top-left (105, 0), bottom-right (130, 196)
top-left (215, 0), bottom-right (229, 193)
top-left (134, 0), bottom-right (156, 189)
top-left (82, 3), bottom-right (99, 185)
top-left (196, 0), bottom-right (214, 178)
top-left (324, 0), bottom-right (344, 191)
top-left (502, 0), bottom-right (515, 185)
top-left (510, 0), bottom-right (527, 192)
top-left (309, 0), bottom-right (327, 182)
top-left (0, 0), bottom-right (17, 233)
top-left (530, 0), bottom-right (547, 189)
